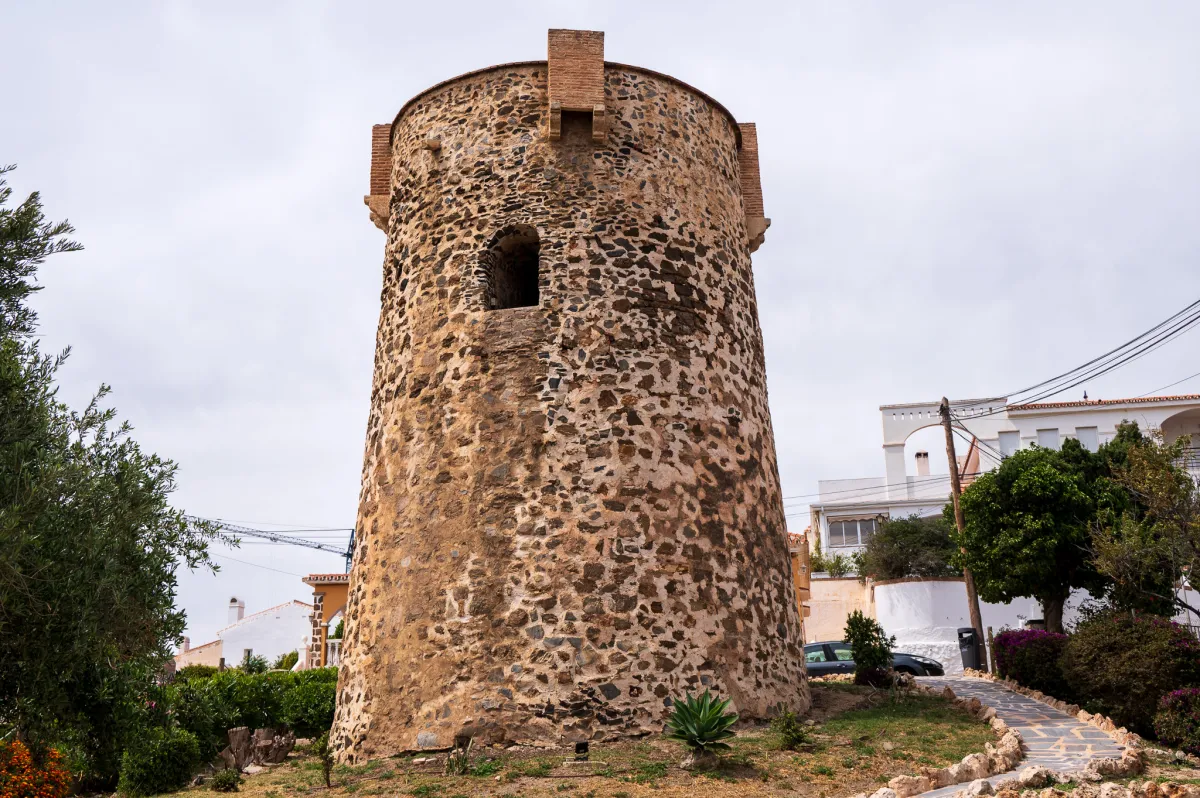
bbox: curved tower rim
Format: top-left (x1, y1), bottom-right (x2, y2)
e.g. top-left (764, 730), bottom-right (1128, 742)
top-left (387, 60), bottom-right (744, 148)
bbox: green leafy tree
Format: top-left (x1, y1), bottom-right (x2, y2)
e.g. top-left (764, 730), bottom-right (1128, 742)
top-left (0, 165), bottom-right (215, 785)
top-left (0, 164), bottom-right (81, 337)
top-left (953, 440), bottom-right (1108, 633)
top-left (1092, 430), bottom-right (1199, 616)
top-left (857, 514), bottom-right (958, 580)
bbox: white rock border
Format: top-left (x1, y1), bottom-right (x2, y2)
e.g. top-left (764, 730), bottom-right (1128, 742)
top-left (961, 669), bottom-right (1144, 751)
top-left (845, 682), bottom-right (1026, 798)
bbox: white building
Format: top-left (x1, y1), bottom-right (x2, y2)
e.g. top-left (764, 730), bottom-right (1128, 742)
top-left (810, 393), bottom-right (1200, 557)
top-left (803, 393), bottom-right (1200, 668)
top-left (175, 597), bottom-right (314, 669)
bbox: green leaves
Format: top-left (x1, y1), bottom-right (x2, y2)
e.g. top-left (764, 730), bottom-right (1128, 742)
top-left (664, 691), bottom-right (739, 753)
top-left (954, 442), bottom-right (1109, 630)
top-left (0, 165), bottom-right (82, 337)
top-left (0, 165), bottom-right (216, 785)
top-left (858, 514), bottom-right (958, 580)
top-left (844, 610), bottom-right (894, 679)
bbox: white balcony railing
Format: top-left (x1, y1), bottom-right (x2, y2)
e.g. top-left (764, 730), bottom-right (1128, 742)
top-left (326, 638), bottom-right (342, 667)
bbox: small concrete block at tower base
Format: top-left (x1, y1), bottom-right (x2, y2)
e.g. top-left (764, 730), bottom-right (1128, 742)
top-left (334, 28), bottom-right (807, 762)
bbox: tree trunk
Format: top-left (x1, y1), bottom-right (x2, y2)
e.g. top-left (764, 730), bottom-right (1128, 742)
top-left (1042, 596), bottom-right (1066, 634)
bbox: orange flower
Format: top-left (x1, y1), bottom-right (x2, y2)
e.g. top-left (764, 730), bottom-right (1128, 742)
top-left (0, 742), bottom-right (70, 798)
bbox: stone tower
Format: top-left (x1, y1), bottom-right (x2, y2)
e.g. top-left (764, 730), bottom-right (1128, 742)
top-left (333, 29), bottom-right (808, 761)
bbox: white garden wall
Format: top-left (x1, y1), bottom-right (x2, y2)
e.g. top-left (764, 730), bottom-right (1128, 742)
top-left (873, 579), bottom-right (1093, 674)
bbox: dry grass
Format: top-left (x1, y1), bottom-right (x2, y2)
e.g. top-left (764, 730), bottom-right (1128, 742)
top-left (184, 686), bottom-right (996, 798)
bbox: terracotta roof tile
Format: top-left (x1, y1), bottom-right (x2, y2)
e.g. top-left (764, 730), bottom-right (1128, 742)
top-left (303, 573), bottom-right (350, 584)
top-left (1010, 394), bottom-right (1200, 411)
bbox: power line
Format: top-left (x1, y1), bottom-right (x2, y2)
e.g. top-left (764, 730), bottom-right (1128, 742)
top-left (954, 298), bottom-right (1200, 418)
top-left (212, 552), bottom-right (305, 577)
top-left (1011, 310), bottom-right (1200, 405)
top-left (781, 473), bottom-right (955, 504)
top-left (189, 516), bottom-right (354, 572)
top-left (1137, 368), bottom-right (1200, 399)
top-left (994, 297), bottom-right (1200, 402)
top-left (207, 516), bottom-right (354, 532)
top-left (953, 426), bottom-right (1003, 467)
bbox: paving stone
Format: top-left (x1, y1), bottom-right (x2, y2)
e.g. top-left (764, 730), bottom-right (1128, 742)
top-left (918, 678), bottom-right (1126, 798)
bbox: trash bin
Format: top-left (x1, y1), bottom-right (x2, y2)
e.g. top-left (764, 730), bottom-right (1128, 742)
top-left (957, 627), bottom-right (979, 671)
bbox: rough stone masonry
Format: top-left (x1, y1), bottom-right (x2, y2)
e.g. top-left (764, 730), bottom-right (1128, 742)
top-left (332, 28), bottom-right (809, 761)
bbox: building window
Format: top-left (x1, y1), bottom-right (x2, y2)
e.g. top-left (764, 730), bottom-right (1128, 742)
top-left (1037, 428), bottom-right (1060, 450)
top-left (998, 430), bottom-right (1020, 457)
top-left (1075, 426), bottom-right (1099, 452)
top-left (482, 225), bottom-right (539, 310)
top-left (829, 517), bottom-right (880, 548)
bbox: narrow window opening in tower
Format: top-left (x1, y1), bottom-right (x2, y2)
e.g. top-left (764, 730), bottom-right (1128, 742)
top-left (484, 226), bottom-right (540, 310)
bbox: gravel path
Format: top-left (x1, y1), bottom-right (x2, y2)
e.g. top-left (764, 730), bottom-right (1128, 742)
top-left (916, 677), bottom-right (1126, 797)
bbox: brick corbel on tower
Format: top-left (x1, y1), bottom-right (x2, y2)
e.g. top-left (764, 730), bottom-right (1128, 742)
top-left (547, 29), bottom-right (607, 142)
top-left (364, 124), bottom-right (391, 232)
top-left (738, 122), bottom-right (770, 253)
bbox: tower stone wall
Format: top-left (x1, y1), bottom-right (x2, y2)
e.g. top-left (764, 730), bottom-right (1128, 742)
top-left (333, 30), bottom-right (808, 761)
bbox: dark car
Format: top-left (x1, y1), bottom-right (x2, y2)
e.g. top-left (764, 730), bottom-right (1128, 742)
top-left (804, 641), bottom-right (945, 677)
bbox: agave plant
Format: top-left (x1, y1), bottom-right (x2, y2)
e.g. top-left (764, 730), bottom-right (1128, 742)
top-left (665, 691), bottom-right (739, 767)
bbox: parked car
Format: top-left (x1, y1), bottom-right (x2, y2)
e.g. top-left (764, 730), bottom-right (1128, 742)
top-left (804, 641), bottom-right (945, 677)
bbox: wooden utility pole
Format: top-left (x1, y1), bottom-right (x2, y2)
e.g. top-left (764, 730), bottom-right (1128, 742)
top-left (940, 397), bottom-right (989, 672)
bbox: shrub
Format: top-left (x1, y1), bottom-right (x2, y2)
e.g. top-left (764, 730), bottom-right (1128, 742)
top-left (310, 733), bottom-right (334, 788)
top-left (168, 678), bottom-right (239, 760)
top-left (167, 667), bottom-right (340, 760)
top-left (857, 515), bottom-right (958, 580)
top-left (271, 651), bottom-right (299, 671)
top-left (117, 727), bottom-right (201, 796)
top-left (844, 610), bottom-right (894, 686)
top-left (239, 653), bottom-right (269, 675)
top-left (1061, 612), bottom-right (1200, 735)
top-left (444, 739), bottom-right (474, 776)
top-left (770, 710), bottom-right (809, 750)
top-left (281, 679), bottom-right (336, 738)
top-left (209, 670), bottom-right (291, 730)
top-left (177, 664), bottom-right (219, 681)
top-left (1154, 688), bottom-right (1200, 755)
top-left (665, 691), bottom-right (739, 755)
top-left (993, 629), bottom-right (1071, 698)
top-left (209, 768), bottom-right (242, 793)
top-left (810, 539), bottom-right (853, 577)
top-left (0, 741), bottom-right (71, 798)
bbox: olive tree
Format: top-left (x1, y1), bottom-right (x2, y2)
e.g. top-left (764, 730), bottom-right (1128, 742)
top-left (0, 165), bottom-right (215, 784)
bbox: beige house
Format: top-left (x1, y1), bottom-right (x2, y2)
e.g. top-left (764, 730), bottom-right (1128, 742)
top-left (174, 637), bottom-right (223, 669)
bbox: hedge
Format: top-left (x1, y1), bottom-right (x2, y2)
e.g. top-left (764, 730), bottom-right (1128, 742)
top-left (167, 667), bottom-right (338, 758)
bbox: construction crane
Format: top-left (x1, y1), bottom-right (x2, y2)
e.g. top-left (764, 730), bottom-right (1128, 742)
top-left (187, 516), bottom-right (355, 573)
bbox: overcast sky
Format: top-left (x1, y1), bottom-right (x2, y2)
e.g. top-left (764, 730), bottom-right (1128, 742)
top-left (6, 1), bottom-right (1200, 646)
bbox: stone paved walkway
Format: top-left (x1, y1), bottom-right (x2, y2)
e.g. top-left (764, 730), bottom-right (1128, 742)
top-left (917, 677), bottom-right (1126, 797)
